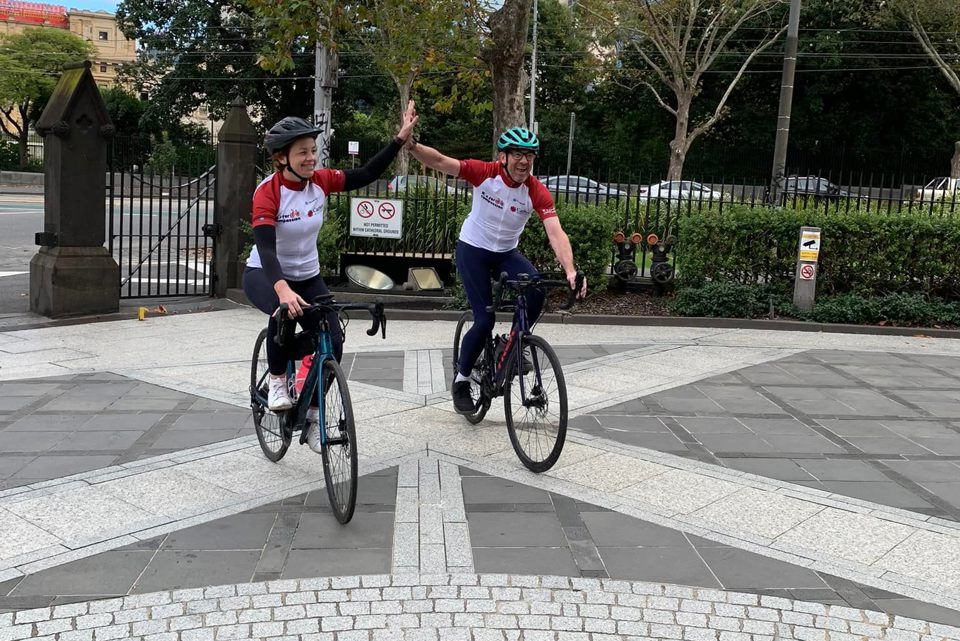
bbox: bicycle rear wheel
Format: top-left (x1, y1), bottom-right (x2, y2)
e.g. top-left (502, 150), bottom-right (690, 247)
top-left (503, 334), bottom-right (567, 472)
top-left (320, 359), bottom-right (358, 524)
top-left (251, 328), bottom-right (291, 462)
top-left (453, 311), bottom-right (491, 424)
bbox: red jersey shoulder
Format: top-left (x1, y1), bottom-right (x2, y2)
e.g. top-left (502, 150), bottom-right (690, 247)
top-left (251, 173), bottom-right (281, 227)
top-left (459, 159), bottom-right (499, 187)
top-left (311, 168), bottom-right (346, 195)
top-left (527, 176), bottom-right (558, 221)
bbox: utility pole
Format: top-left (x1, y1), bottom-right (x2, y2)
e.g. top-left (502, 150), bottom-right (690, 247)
top-left (314, 42), bottom-right (337, 168)
top-left (528, 0), bottom-right (539, 132)
top-left (566, 112), bottom-right (575, 175)
top-left (768, 0), bottom-right (801, 206)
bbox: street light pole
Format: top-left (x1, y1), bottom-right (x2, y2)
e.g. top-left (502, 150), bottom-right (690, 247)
top-left (529, 0), bottom-right (539, 132)
top-left (768, 0), bottom-right (802, 206)
top-left (314, 41), bottom-right (337, 168)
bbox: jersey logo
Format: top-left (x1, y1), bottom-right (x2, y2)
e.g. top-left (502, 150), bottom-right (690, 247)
top-left (480, 191), bottom-right (505, 209)
top-left (277, 209), bottom-right (303, 223)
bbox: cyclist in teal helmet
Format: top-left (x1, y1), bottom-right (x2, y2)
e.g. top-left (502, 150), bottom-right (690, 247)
top-left (407, 126), bottom-right (587, 414)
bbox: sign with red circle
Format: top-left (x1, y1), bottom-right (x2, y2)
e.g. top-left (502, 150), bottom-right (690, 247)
top-left (799, 263), bottom-right (816, 280)
top-left (378, 202), bottom-right (396, 219)
top-left (357, 200), bottom-right (374, 218)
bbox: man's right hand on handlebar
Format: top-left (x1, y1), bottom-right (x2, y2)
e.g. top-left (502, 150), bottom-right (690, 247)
top-left (567, 270), bottom-right (587, 299)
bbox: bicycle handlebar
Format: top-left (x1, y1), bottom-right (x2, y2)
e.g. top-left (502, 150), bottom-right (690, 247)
top-left (486, 270), bottom-right (585, 314)
top-left (276, 300), bottom-right (387, 343)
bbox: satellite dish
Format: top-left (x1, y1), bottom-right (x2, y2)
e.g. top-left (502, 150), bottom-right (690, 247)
top-left (345, 264), bottom-right (395, 290)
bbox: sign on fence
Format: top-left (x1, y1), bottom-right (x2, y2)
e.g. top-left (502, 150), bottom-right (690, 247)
top-left (348, 141), bottom-right (360, 156)
top-left (798, 229), bottom-right (821, 261)
top-left (350, 197), bottom-right (403, 239)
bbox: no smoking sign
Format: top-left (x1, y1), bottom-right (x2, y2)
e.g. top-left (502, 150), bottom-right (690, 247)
top-left (799, 263), bottom-right (816, 280)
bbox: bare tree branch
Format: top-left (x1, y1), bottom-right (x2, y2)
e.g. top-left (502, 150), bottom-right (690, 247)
top-left (907, 13), bottom-right (960, 93)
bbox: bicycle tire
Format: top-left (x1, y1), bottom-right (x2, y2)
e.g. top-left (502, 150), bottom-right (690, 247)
top-left (251, 328), bottom-right (291, 462)
top-left (453, 311), bottom-right (491, 424)
top-left (503, 334), bottom-right (567, 472)
top-left (320, 359), bottom-right (358, 524)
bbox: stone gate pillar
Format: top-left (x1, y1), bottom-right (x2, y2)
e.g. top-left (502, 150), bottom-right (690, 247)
top-left (30, 60), bottom-right (119, 317)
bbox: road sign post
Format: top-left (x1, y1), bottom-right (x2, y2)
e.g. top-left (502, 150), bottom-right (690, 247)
top-left (793, 226), bottom-right (820, 312)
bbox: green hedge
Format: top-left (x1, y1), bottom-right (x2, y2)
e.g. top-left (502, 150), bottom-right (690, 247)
top-left (675, 205), bottom-right (960, 298)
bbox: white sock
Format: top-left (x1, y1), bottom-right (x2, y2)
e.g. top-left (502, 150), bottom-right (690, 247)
top-left (454, 373), bottom-right (470, 383)
top-left (307, 407), bottom-right (319, 422)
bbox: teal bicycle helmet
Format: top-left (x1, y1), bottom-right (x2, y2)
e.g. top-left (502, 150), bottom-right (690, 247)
top-left (497, 126), bottom-right (539, 153)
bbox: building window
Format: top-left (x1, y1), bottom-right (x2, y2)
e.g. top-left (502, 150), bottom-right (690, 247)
top-left (99, 63), bottom-right (108, 73)
top-left (98, 31), bottom-right (108, 40)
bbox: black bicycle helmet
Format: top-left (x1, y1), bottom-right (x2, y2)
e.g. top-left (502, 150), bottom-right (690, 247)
top-left (265, 116), bottom-right (323, 155)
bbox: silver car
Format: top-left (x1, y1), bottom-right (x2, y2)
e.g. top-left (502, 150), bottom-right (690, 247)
top-left (539, 175), bottom-right (627, 201)
top-left (640, 180), bottom-right (723, 202)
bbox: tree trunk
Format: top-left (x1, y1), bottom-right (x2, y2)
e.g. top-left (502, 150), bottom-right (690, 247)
top-left (667, 93), bottom-right (693, 180)
top-left (480, 0), bottom-right (532, 156)
top-left (18, 126), bottom-right (29, 170)
top-left (952, 141), bottom-right (960, 179)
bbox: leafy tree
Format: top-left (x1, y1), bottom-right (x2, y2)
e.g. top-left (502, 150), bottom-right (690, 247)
top-left (0, 27), bottom-right (97, 168)
top-left (883, 0), bottom-right (960, 95)
top-left (116, 0), bottom-right (315, 130)
top-left (581, 0), bottom-right (787, 179)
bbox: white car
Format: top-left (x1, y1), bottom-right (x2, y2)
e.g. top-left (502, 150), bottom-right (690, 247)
top-left (386, 175), bottom-right (467, 197)
top-left (539, 175), bottom-right (627, 200)
top-left (640, 180), bottom-right (723, 203)
top-left (912, 177), bottom-right (960, 203)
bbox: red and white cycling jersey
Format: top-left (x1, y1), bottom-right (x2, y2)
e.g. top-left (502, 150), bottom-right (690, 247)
top-left (247, 169), bottom-right (345, 280)
top-left (457, 160), bottom-right (557, 253)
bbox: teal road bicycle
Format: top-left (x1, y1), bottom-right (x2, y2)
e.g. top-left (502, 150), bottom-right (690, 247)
top-left (250, 300), bottom-right (386, 523)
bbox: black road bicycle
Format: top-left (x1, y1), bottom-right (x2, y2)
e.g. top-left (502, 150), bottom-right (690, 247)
top-left (250, 300), bottom-right (386, 523)
top-left (453, 271), bottom-right (583, 472)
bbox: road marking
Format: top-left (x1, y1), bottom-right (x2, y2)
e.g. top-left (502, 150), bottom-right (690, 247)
top-left (0, 271), bottom-right (27, 278)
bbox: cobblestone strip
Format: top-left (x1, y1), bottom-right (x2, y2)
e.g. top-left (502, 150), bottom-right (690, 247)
top-left (440, 461), bottom-right (473, 574)
top-left (393, 460), bottom-right (420, 575)
top-left (403, 351), bottom-right (419, 395)
top-left (429, 350), bottom-right (447, 395)
top-left (419, 459), bottom-right (445, 574)
top-left (2, 574), bottom-right (958, 641)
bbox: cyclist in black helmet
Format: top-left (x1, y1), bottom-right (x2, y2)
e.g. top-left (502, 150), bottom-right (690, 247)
top-left (243, 101), bottom-right (417, 448)
top-left (407, 126), bottom-right (587, 414)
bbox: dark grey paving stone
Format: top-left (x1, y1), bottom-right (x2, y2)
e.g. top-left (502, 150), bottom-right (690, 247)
top-left (0, 456), bottom-right (35, 478)
top-left (109, 398), bottom-right (185, 411)
top-left (462, 477), bottom-right (552, 505)
top-left (581, 513), bottom-right (689, 547)
top-left (3, 414), bottom-right (92, 432)
top-left (474, 547), bottom-right (580, 577)
top-left (696, 386), bottom-right (785, 414)
top-left (739, 418), bottom-right (815, 436)
top-left (132, 550), bottom-right (260, 593)
top-left (0, 430), bottom-right (71, 453)
top-left (355, 379), bottom-right (405, 391)
top-left (291, 513), bottom-right (394, 549)
top-left (845, 436), bottom-right (934, 456)
top-left (49, 430), bottom-right (145, 452)
top-left (10, 455), bottom-right (117, 480)
top-left (74, 414), bottom-right (167, 431)
top-left (919, 483), bottom-right (960, 508)
top-left (597, 547), bottom-right (721, 587)
top-left (569, 416), bottom-right (601, 430)
top-left (593, 416), bottom-right (670, 432)
top-left (0, 396), bottom-right (39, 411)
top-left (695, 435), bottom-right (777, 454)
top-left (0, 577), bottom-right (22, 597)
top-left (911, 437), bottom-right (960, 455)
top-left (871, 598), bottom-right (960, 627)
top-left (698, 547), bottom-right (829, 590)
top-left (0, 382), bottom-right (63, 397)
top-left (597, 432), bottom-right (689, 452)
top-left (881, 421), bottom-right (959, 438)
top-left (0, 596), bottom-right (56, 613)
top-left (675, 417), bottom-right (752, 435)
top-left (304, 474), bottom-right (397, 507)
top-left (149, 428), bottom-right (243, 450)
top-left (10, 551), bottom-right (153, 596)
top-left (818, 481), bottom-right (935, 510)
top-left (170, 413), bottom-right (251, 430)
top-left (761, 435), bottom-right (845, 454)
top-left (281, 549), bottom-right (391, 578)
top-left (797, 460), bottom-right (891, 482)
top-left (125, 383), bottom-right (189, 399)
top-left (721, 459), bottom-right (816, 482)
top-left (467, 513), bottom-right (566, 547)
top-left (116, 536), bottom-right (165, 551)
top-left (162, 513), bottom-right (278, 550)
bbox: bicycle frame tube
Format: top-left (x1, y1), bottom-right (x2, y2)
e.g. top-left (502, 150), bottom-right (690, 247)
top-left (294, 324), bottom-right (336, 445)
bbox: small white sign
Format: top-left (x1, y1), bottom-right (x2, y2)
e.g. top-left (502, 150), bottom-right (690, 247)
top-left (350, 197), bottom-right (403, 238)
top-left (348, 140), bottom-right (360, 156)
top-left (799, 263), bottom-right (816, 281)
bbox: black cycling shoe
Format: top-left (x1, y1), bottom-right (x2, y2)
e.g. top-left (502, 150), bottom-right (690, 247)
top-left (452, 380), bottom-right (475, 414)
top-left (521, 348), bottom-right (533, 375)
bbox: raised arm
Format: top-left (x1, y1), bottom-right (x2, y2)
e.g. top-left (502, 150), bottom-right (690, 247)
top-left (407, 140), bottom-right (461, 177)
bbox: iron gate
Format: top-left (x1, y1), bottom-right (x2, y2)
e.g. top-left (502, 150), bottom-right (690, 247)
top-left (107, 142), bottom-right (217, 299)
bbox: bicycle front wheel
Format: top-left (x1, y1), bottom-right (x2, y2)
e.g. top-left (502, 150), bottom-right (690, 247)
top-left (320, 359), bottom-right (358, 524)
top-left (453, 310), bottom-right (491, 424)
top-left (251, 328), bottom-right (291, 462)
top-left (504, 334), bottom-right (567, 472)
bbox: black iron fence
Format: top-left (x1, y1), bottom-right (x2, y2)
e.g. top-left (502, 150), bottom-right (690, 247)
top-left (108, 140), bottom-right (217, 298)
